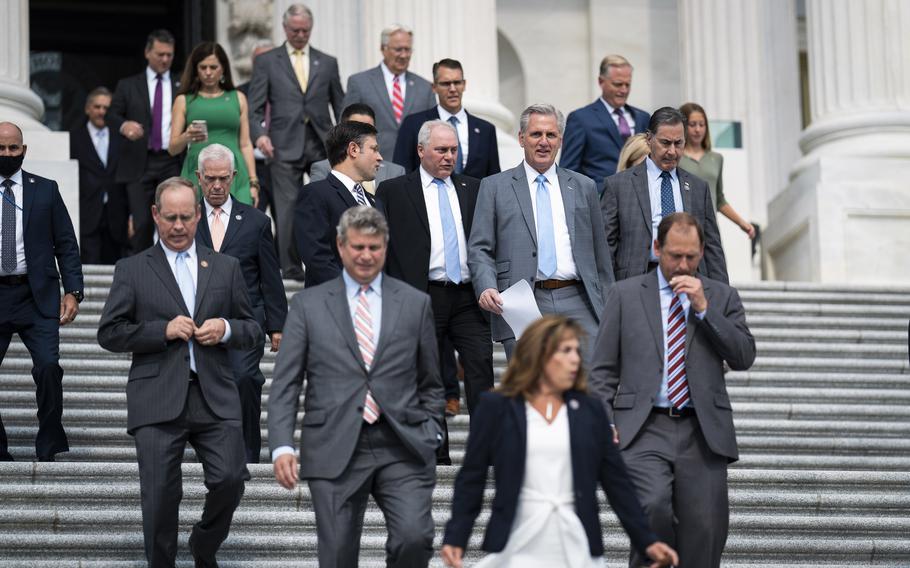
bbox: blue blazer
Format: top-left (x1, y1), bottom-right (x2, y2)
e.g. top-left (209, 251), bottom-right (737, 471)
top-left (443, 390), bottom-right (657, 558)
top-left (560, 100), bottom-right (651, 191)
top-left (392, 107), bottom-right (500, 179)
top-left (17, 170), bottom-right (83, 318)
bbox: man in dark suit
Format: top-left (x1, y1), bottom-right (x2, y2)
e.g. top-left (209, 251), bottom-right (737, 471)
top-left (589, 212), bottom-right (756, 567)
top-left (295, 121), bottom-right (380, 287)
top-left (601, 107), bottom-right (728, 283)
top-left (342, 24), bottom-right (437, 159)
top-left (269, 205), bottom-right (444, 568)
top-left (561, 55), bottom-right (651, 191)
top-left (97, 177), bottom-right (261, 567)
top-left (0, 121), bottom-right (83, 463)
top-left (248, 4), bottom-right (345, 280)
top-left (194, 144), bottom-right (287, 463)
top-left (378, 120), bottom-right (493, 416)
top-left (107, 29), bottom-right (182, 255)
top-left (70, 87), bottom-right (129, 264)
top-left (392, 59), bottom-right (500, 179)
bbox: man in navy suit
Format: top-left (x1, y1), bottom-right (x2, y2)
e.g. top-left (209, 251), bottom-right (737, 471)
top-left (393, 59), bottom-right (500, 179)
top-left (195, 144), bottom-right (287, 463)
top-left (295, 121), bottom-right (381, 287)
top-left (0, 121), bottom-right (84, 462)
top-left (561, 55), bottom-right (650, 192)
top-left (70, 87), bottom-right (129, 264)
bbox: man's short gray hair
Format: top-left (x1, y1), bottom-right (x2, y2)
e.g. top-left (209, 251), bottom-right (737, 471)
top-left (599, 54), bottom-right (632, 78)
top-left (197, 143), bottom-right (235, 173)
top-left (381, 24), bottom-right (412, 47)
top-left (283, 3), bottom-right (313, 25)
top-left (337, 206), bottom-right (389, 244)
top-left (519, 104), bottom-right (566, 135)
top-left (417, 120), bottom-right (456, 148)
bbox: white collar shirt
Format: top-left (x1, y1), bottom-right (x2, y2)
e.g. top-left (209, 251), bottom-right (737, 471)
top-left (645, 156), bottom-right (683, 261)
top-left (204, 196), bottom-right (233, 230)
top-left (522, 161), bottom-right (577, 280)
top-left (419, 167), bottom-right (470, 282)
top-left (145, 66), bottom-right (173, 148)
top-left (87, 122), bottom-right (109, 167)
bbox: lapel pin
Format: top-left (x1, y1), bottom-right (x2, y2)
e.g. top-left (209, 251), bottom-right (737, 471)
top-left (408, 80), bottom-right (415, 86)
top-left (313, 60), bottom-right (320, 66)
top-left (460, 182), bottom-right (466, 187)
top-left (235, 214), bottom-right (242, 220)
top-left (200, 260), bottom-right (209, 268)
top-left (684, 181), bottom-right (690, 191)
top-left (29, 178), bottom-right (35, 183)
top-left (474, 127), bottom-right (480, 133)
top-left (569, 399), bottom-right (579, 410)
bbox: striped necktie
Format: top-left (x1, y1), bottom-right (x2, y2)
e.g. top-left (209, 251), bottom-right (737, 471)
top-left (392, 75), bottom-right (404, 124)
top-left (666, 294), bottom-right (689, 408)
top-left (355, 285), bottom-right (381, 423)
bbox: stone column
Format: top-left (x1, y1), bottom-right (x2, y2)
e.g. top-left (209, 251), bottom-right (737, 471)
top-left (765, 0), bottom-right (910, 283)
top-left (678, 0), bottom-right (802, 282)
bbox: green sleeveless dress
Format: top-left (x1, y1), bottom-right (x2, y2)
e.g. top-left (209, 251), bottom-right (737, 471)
top-left (180, 89), bottom-right (252, 204)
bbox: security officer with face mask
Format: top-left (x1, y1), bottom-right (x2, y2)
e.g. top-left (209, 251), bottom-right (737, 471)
top-left (0, 121), bottom-right (84, 462)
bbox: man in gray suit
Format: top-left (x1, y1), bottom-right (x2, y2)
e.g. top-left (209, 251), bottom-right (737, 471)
top-left (309, 103), bottom-right (406, 192)
top-left (601, 106), bottom-right (728, 283)
top-left (468, 103), bottom-right (614, 361)
top-left (588, 212), bottom-right (756, 567)
top-left (269, 206), bottom-right (444, 568)
top-left (248, 3), bottom-right (344, 280)
top-left (342, 24), bottom-right (436, 159)
top-left (97, 178), bottom-right (262, 567)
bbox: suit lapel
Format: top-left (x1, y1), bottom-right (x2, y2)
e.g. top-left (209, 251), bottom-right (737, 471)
top-left (106, 125), bottom-right (120, 172)
top-left (686, 276), bottom-right (708, 350)
top-left (593, 101), bottom-right (624, 148)
top-left (509, 165), bottom-right (537, 246)
top-left (329, 174), bottom-right (359, 209)
top-left (402, 72), bottom-right (419, 116)
top-left (369, 67), bottom-right (396, 124)
top-left (138, 74), bottom-right (152, 123)
top-left (639, 272), bottom-right (664, 358)
top-left (632, 162), bottom-right (652, 230)
top-left (556, 167), bottom-right (576, 247)
top-left (509, 396), bottom-right (527, 458)
top-left (220, 199), bottom-right (244, 251)
top-left (193, 246), bottom-right (214, 317)
top-left (196, 208), bottom-right (213, 249)
top-left (405, 171), bottom-right (431, 236)
top-left (21, 172), bottom-right (35, 234)
top-left (148, 244), bottom-right (188, 316)
top-left (678, 168), bottom-right (693, 213)
top-left (452, 174), bottom-right (472, 235)
top-left (327, 278), bottom-right (366, 370)
top-left (277, 45), bottom-right (303, 95)
top-left (369, 278), bottom-right (403, 371)
top-left (307, 49), bottom-right (321, 92)
top-left (465, 113), bottom-right (481, 170)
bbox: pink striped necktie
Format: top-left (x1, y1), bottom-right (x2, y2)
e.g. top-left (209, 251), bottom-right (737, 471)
top-left (392, 75), bottom-right (404, 124)
top-left (355, 285), bottom-right (381, 423)
top-left (666, 294), bottom-right (690, 408)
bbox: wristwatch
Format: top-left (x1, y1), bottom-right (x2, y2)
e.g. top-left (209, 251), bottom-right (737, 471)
top-left (67, 290), bottom-right (84, 303)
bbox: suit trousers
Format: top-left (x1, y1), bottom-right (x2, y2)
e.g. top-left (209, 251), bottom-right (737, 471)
top-left (503, 283), bottom-right (599, 366)
top-left (0, 282), bottom-right (67, 460)
top-left (133, 381), bottom-right (249, 568)
top-left (227, 307), bottom-right (267, 463)
top-left (126, 151), bottom-right (181, 254)
top-left (307, 419), bottom-right (436, 568)
top-left (621, 412), bottom-right (729, 568)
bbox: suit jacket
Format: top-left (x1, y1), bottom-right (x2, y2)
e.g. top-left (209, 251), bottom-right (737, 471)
top-left (294, 174), bottom-right (376, 287)
top-left (376, 171), bottom-right (479, 292)
top-left (247, 43), bottom-right (344, 162)
top-left (601, 161), bottom-right (729, 283)
top-left (196, 197), bottom-right (287, 334)
top-left (588, 271), bottom-right (756, 462)
top-left (97, 243), bottom-right (262, 433)
top-left (467, 163), bottom-right (615, 342)
top-left (69, 122), bottom-right (128, 242)
top-left (560, 100), bottom-right (651, 190)
top-left (14, 170), bottom-right (83, 319)
top-left (342, 66), bottom-right (437, 159)
top-left (392, 107), bottom-right (500, 178)
top-left (267, 275), bottom-right (444, 479)
top-left (309, 159), bottom-right (406, 184)
top-left (443, 390), bottom-right (657, 557)
top-left (107, 70), bottom-right (179, 183)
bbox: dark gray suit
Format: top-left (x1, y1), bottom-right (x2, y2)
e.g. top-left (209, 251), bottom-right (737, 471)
top-left (268, 274), bottom-right (444, 568)
top-left (601, 160), bottom-right (728, 282)
top-left (588, 271), bottom-right (756, 567)
top-left (467, 163), bottom-right (614, 358)
top-left (342, 65), bottom-right (436, 159)
top-left (309, 159), bottom-right (406, 184)
top-left (97, 243), bottom-right (262, 567)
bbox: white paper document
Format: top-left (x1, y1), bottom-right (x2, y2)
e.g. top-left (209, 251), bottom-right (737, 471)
top-left (499, 279), bottom-right (542, 339)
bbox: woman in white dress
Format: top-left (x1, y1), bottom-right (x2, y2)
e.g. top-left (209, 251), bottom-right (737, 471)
top-left (441, 316), bottom-right (677, 568)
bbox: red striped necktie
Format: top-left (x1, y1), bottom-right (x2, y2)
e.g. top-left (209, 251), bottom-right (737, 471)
top-left (392, 75), bottom-right (404, 124)
top-left (666, 294), bottom-right (690, 408)
top-left (355, 285), bottom-right (381, 423)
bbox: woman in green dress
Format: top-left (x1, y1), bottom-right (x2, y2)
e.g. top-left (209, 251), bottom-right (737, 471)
top-left (679, 102), bottom-right (754, 240)
top-left (169, 42), bottom-right (259, 206)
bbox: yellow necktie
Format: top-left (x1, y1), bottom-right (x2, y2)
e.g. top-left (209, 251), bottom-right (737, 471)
top-left (293, 49), bottom-right (308, 93)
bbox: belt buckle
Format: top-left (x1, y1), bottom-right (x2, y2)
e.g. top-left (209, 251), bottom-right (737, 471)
top-left (668, 406), bottom-right (682, 418)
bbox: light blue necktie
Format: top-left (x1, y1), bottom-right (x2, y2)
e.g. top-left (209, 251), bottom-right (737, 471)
top-left (448, 116), bottom-right (464, 174)
top-left (175, 251), bottom-right (197, 372)
top-left (535, 174), bottom-right (557, 278)
top-left (660, 171), bottom-right (675, 217)
top-left (433, 178), bottom-right (461, 283)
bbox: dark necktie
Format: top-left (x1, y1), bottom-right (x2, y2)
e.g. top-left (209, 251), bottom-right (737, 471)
top-left (149, 73), bottom-right (163, 151)
top-left (1, 179), bottom-right (16, 273)
top-left (614, 108), bottom-right (632, 140)
top-left (352, 183), bottom-right (368, 206)
top-left (660, 171), bottom-right (675, 217)
top-left (448, 116), bottom-right (464, 174)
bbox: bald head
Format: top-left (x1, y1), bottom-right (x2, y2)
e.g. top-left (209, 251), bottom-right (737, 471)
top-left (0, 122), bottom-right (24, 143)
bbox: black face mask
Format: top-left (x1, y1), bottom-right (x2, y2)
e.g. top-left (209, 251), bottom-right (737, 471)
top-left (0, 154), bottom-right (25, 179)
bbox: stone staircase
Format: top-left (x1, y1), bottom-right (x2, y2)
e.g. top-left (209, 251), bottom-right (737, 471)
top-left (1, 266), bottom-right (908, 566)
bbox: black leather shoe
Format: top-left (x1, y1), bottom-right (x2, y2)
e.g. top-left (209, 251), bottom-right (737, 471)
top-left (37, 456), bottom-right (55, 462)
top-left (188, 534), bottom-right (219, 568)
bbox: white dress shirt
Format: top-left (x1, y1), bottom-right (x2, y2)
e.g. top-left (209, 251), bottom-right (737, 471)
top-left (146, 66), bottom-right (172, 146)
top-left (436, 105), bottom-right (469, 167)
top-left (419, 167), bottom-right (470, 282)
top-left (601, 99), bottom-right (638, 134)
top-left (522, 161), bottom-right (577, 280)
top-left (380, 62), bottom-right (407, 104)
top-left (330, 170), bottom-right (373, 206)
top-left (646, 157), bottom-right (683, 261)
top-left (654, 269), bottom-right (705, 408)
top-left (0, 169), bottom-right (27, 275)
top-left (87, 122), bottom-right (109, 167)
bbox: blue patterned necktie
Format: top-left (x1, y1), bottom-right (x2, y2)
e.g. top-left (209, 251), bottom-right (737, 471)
top-left (2, 179), bottom-right (16, 273)
top-left (448, 116), bottom-right (464, 174)
top-left (175, 251), bottom-right (197, 371)
top-left (433, 178), bottom-right (462, 283)
top-left (535, 174), bottom-right (557, 278)
top-left (660, 171), bottom-right (675, 217)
